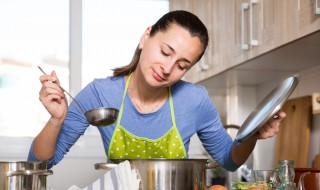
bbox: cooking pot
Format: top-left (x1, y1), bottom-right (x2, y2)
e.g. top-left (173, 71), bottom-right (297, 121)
top-left (95, 159), bottom-right (219, 190)
top-left (0, 161), bottom-right (53, 190)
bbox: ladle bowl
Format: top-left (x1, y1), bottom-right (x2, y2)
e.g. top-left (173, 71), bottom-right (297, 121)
top-left (84, 107), bottom-right (118, 126)
top-left (38, 66), bottom-right (118, 127)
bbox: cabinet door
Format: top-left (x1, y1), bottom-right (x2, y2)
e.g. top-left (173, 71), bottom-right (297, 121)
top-left (258, 0), bottom-right (287, 52)
top-left (170, 0), bottom-right (220, 83)
top-left (229, 0), bottom-right (286, 65)
top-left (227, 0), bottom-right (251, 65)
top-left (169, 0), bottom-right (319, 84)
top-left (299, 0), bottom-right (320, 37)
top-left (284, 0), bottom-right (300, 42)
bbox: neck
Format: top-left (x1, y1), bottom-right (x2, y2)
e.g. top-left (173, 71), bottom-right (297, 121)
top-left (127, 72), bottom-right (168, 113)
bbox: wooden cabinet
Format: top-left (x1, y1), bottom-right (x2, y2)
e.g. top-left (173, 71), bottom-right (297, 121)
top-left (170, 0), bottom-right (320, 83)
top-left (170, 0), bottom-right (222, 82)
top-left (227, 0), bottom-right (287, 69)
top-left (299, 0), bottom-right (320, 37)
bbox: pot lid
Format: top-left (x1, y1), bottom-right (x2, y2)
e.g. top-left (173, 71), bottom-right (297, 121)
top-left (235, 75), bottom-right (299, 142)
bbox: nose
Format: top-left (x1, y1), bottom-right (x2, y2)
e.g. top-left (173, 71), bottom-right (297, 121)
top-left (161, 60), bottom-right (175, 74)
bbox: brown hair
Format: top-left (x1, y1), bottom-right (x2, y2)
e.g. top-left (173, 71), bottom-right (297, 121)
top-left (113, 10), bottom-right (209, 77)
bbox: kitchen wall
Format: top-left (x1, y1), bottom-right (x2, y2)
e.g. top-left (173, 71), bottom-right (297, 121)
top-left (193, 29), bottom-right (320, 186)
top-left (197, 30), bottom-right (320, 172)
top-left (254, 63), bottom-right (320, 169)
top-left (194, 62), bottom-right (319, 186)
top-left (203, 63), bottom-right (320, 171)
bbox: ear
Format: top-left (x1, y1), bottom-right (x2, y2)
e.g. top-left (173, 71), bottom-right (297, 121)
top-left (139, 26), bottom-right (152, 50)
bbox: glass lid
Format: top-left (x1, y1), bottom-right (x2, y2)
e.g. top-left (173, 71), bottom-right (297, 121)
top-left (235, 75), bottom-right (299, 142)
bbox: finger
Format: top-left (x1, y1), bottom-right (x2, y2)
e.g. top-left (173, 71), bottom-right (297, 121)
top-left (261, 121), bottom-right (280, 138)
top-left (43, 94), bottom-right (65, 104)
top-left (267, 121), bottom-right (272, 129)
top-left (43, 81), bottom-right (64, 93)
top-left (278, 110), bottom-right (286, 120)
top-left (48, 94), bottom-right (64, 104)
top-left (262, 125), bottom-right (273, 135)
top-left (39, 92), bottom-right (58, 101)
top-left (273, 126), bottom-right (280, 134)
top-left (45, 86), bottom-right (65, 97)
top-left (274, 110), bottom-right (286, 120)
top-left (51, 71), bottom-right (61, 85)
top-left (259, 128), bottom-right (273, 139)
top-left (258, 123), bottom-right (274, 139)
top-left (39, 74), bottom-right (57, 84)
top-left (267, 121), bottom-right (280, 134)
top-left (40, 83), bottom-right (65, 99)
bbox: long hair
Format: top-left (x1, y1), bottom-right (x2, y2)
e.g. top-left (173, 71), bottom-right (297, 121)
top-left (112, 10), bottom-right (209, 77)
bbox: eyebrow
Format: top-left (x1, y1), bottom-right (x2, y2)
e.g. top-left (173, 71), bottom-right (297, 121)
top-left (163, 42), bottom-right (192, 65)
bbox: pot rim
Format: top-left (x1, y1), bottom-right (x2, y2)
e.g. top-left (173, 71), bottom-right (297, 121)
top-left (107, 158), bottom-right (210, 162)
top-left (0, 161), bottom-right (47, 164)
top-left (95, 158), bottom-right (219, 170)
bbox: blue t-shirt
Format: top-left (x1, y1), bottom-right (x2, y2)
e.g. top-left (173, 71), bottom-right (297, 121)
top-left (28, 76), bottom-right (240, 170)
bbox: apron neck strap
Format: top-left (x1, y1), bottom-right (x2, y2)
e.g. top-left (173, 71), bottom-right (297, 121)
top-left (116, 74), bottom-right (175, 126)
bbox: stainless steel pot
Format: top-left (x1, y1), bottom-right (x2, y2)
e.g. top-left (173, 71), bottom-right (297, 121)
top-left (95, 159), bottom-right (218, 190)
top-left (0, 161), bottom-right (53, 190)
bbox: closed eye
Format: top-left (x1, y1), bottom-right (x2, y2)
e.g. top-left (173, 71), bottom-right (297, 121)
top-left (161, 50), bottom-right (169, 56)
top-left (177, 64), bottom-right (186, 71)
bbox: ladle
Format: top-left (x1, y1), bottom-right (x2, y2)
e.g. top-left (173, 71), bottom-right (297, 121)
top-left (38, 66), bottom-right (118, 127)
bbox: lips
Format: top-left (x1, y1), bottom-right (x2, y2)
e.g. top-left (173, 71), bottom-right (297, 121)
top-left (152, 70), bottom-right (165, 82)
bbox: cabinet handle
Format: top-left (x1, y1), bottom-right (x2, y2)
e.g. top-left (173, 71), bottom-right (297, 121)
top-left (241, 3), bottom-right (249, 50)
top-left (316, 0), bottom-right (320, 14)
top-left (250, 0), bottom-right (259, 46)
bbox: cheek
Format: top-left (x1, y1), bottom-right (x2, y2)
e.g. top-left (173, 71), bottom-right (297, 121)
top-left (140, 48), bottom-right (161, 66)
top-left (138, 51), bottom-right (149, 68)
top-left (169, 68), bottom-right (187, 80)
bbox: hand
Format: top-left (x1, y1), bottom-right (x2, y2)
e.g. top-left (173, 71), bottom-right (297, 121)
top-left (257, 110), bottom-right (286, 139)
top-left (39, 71), bottom-right (68, 120)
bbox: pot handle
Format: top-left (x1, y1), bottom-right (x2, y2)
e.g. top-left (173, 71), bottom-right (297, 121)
top-left (94, 163), bottom-right (118, 170)
top-left (7, 169), bottom-right (53, 177)
top-left (206, 160), bottom-right (219, 169)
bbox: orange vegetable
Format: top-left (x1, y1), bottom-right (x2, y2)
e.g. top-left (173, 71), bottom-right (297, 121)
top-left (208, 185), bottom-right (228, 190)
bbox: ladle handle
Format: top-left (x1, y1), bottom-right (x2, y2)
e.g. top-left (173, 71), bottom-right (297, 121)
top-left (37, 66), bottom-right (86, 114)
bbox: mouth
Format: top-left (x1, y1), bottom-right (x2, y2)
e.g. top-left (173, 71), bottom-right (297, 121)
top-left (152, 70), bottom-right (166, 82)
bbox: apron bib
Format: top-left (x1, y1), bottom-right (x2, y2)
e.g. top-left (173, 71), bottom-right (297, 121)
top-left (108, 75), bottom-right (187, 159)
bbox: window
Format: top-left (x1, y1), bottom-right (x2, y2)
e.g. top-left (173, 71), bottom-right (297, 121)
top-left (0, 0), bottom-right (69, 136)
top-left (0, 0), bottom-right (168, 137)
top-left (82, 0), bottom-right (169, 84)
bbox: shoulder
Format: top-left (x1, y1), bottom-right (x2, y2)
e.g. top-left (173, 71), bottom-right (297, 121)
top-left (91, 76), bottom-right (124, 87)
top-left (172, 80), bottom-right (209, 101)
top-left (77, 76), bottom-right (124, 104)
top-left (171, 80), bottom-right (213, 113)
top-left (85, 76), bottom-right (124, 94)
top-left (172, 80), bottom-right (219, 132)
top-left (172, 80), bottom-right (207, 92)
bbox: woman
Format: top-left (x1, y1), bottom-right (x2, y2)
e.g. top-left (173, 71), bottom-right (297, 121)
top-left (28, 10), bottom-right (285, 170)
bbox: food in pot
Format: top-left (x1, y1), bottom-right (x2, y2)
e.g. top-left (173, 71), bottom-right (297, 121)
top-left (231, 181), bottom-right (271, 190)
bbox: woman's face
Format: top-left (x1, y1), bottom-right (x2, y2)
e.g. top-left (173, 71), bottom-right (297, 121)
top-left (137, 24), bottom-right (203, 88)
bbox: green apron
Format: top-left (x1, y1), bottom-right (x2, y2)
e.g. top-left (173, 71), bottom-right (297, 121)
top-left (108, 75), bottom-right (187, 159)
